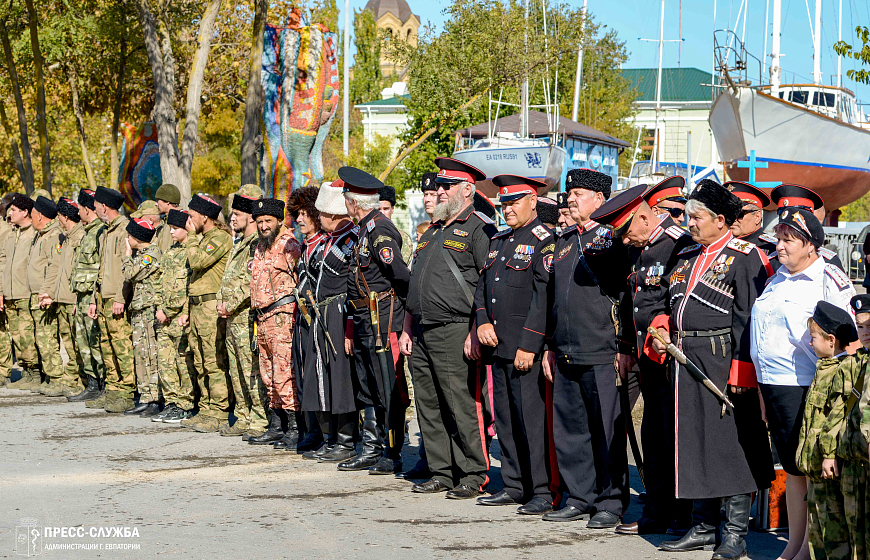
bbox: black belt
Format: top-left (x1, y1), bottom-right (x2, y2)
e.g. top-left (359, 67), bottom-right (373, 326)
top-left (253, 294), bottom-right (296, 319)
top-left (189, 293), bottom-right (217, 305)
top-left (677, 328), bottom-right (730, 338)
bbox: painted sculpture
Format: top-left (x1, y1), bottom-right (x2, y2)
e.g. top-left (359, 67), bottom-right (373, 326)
top-left (117, 122), bottom-right (162, 213)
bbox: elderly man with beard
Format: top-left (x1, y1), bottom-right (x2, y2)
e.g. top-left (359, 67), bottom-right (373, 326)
top-left (399, 158), bottom-right (497, 499)
top-left (249, 199), bottom-right (304, 445)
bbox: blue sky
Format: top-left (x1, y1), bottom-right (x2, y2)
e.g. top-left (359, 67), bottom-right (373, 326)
top-left (339, 0), bottom-right (870, 101)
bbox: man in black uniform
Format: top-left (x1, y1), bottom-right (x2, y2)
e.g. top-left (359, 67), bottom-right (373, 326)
top-left (541, 168), bottom-right (630, 526)
top-left (650, 180), bottom-right (773, 560)
top-left (726, 181), bottom-right (780, 271)
top-left (645, 177), bottom-right (687, 225)
top-left (474, 174), bottom-right (555, 515)
top-left (591, 180), bottom-right (696, 535)
top-left (771, 184), bottom-right (844, 270)
top-left (399, 157), bottom-right (497, 499)
top-left (342, 167), bottom-right (411, 474)
top-left (556, 192), bottom-right (572, 230)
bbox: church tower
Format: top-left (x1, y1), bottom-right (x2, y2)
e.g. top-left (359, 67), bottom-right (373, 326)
top-left (363, 0), bottom-right (420, 77)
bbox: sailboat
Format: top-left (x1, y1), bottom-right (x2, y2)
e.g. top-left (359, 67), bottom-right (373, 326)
top-left (708, 0), bottom-right (870, 210)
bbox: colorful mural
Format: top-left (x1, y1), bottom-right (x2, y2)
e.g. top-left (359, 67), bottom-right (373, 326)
top-left (117, 122), bottom-right (162, 213)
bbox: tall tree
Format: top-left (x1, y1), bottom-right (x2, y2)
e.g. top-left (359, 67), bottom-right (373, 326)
top-left (0, 18), bottom-right (34, 193)
top-left (350, 9), bottom-right (382, 106)
top-left (240, 0), bottom-right (267, 186)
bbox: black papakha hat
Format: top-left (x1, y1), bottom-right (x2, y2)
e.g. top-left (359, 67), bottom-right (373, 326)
top-left (33, 196), bottom-right (58, 220)
top-left (536, 197), bottom-right (559, 226)
top-left (9, 193), bottom-right (33, 213)
top-left (231, 194), bottom-right (256, 215)
top-left (77, 189), bottom-right (95, 211)
top-left (94, 186), bottom-right (125, 210)
top-left (252, 198), bottom-right (285, 220)
top-left (126, 218), bottom-right (155, 243)
top-left (188, 194), bottom-right (222, 221)
top-left (57, 198), bottom-right (81, 222)
top-left (565, 168), bottom-right (612, 200)
top-left (167, 209), bottom-right (189, 229)
top-left (688, 179), bottom-right (742, 226)
top-left (379, 185), bottom-right (397, 206)
top-left (420, 172), bottom-right (438, 192)
top-left (812, 300), bottom-right (858, 343)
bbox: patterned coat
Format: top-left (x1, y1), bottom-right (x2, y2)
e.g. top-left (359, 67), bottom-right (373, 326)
top-left (218, 232), bottom-right (257, 325)
top-left (122, 244), bottom-right (163, 312)
top-left (250, 228), bottom-right (302, 318)
top-left (155, 243), bottom-right (191, 338)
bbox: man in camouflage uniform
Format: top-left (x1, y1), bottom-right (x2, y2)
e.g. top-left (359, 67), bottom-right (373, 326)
top-left (53, 198), bottom-right (86, 395)
top-left (122, 218), bottom-right (163, 416)
top-left (217, 185), bottom-right (267, 437)
top-left (89, 186), bottom-right (135, 412)
top-left (0, 193), bottom-right (18, 385)
top-left (152, 209), bottom-right (196, 424)
top-left (182, 194), bottom-right (232, 432)
top-left (69, 189), bottom-right (106, 403)
top-left (1, 194), bottom-right (39, 389)
top-left (28, 196), bottom-right (64, 395)
top-left (154, 184), bottom-right (181, 252)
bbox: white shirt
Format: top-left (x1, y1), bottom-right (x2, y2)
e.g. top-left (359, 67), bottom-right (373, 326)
top-left (750, 257), bottom-right (856, 386)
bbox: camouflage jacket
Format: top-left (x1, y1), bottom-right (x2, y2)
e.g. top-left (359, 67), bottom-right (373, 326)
top-left (797, 351), bottom-right (865, 480)
top-left (186, 227), bottom-right (231, 297)
top-left (70, 219), bottom-right (106, 303)
top-left (122, 244), bottom-right (162, 312)
top-left (155, 243), bottom-right (190, 338)
top-left (837, 349), bottom-right (870, 463)
top-left (218, 232), bottom-right (256, 324)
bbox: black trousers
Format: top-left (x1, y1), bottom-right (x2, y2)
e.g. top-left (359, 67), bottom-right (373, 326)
top-left (412, 322), bottom-right (488, 489)
top-left (490, 358), bottom-right (551, 502)
top-left (553, 361), bottom-right (628, 515)
top-left (351, 330), bottom-right (405, 450)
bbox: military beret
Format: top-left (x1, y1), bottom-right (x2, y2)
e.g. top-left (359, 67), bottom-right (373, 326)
top-left (339, 166), bottom-right (384, 195)
top-left (94, 186), bottom-right (125, 210)
top-left (771, 184), bottom-right (824, 211)
top-left (167, 209), bottom-right (189, 229)
top-left (644, 176), bottom-right (686, 206)
top-left (434, 157), bottom-right (486, 183)
top-left (565, 168), bottom-right (612, 200)
top-left (126, 217), bottom-right (155, 243)
top-left (155, 183), bottom-right (181, 205)
top-left (252, 198), bottom-right (285, 220)
top-left (188, 193), bottom-right (222, 221)
top-left (131, 200), bottom-right (159, 218)
top-left (33, 196), bottom-right (57, 220)
top-left (726, 181), bottom-right (771, 209)
top-left (688, 179), bottom-right (742, 226)
top-left (777, 207), bottom-right (824, 247)
top-left (379, 185), bottom-right (397, 206)
top-left (420, 172), bottom-right (439, 192)
top-left (557, 191), bottom-right (569, 209)
top-left (591, 183), bottom-right (648, 236)
top-left (812, 300), bottom-right (858, 343)
top-left (9, 193), bottom-right (33, 212)
top-left (492, 174), bottom-right (546, 202)
top-left (56, 198), bottom-right (81, 222)
top-left (850, 294), bottom-right (870, 315)
top-left (536, 196), bottom-right (559, 226)
top-left (77, 188), bottom-right (95, 211)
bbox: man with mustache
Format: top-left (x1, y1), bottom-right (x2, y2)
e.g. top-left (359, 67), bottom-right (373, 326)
top-left (726, 181), bottom-right (779, 272)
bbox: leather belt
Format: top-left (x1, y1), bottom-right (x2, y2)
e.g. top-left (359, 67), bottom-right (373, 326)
top-left (253, 294), bottom-right (296, 320)
top-left (348, 289), bottom-right (395, 311)
top-left (189, 293), bottom-right (217, 305)
top-left (677, 328), bottom-right (731, 338)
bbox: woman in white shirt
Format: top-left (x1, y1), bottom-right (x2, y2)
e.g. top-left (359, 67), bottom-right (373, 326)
top-left (750, 208), bottom-right (856, 560)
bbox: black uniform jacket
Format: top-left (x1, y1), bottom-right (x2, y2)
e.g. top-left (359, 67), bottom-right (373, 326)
top-left (547, 219), bottom-right (630, 366)
top-left (618, 216), bottom-right (698, 358)
top-left (408, 204), bottom-right (498, 326)
top-left (348, 209), bottom-right (409, 335)
top-left (473, 217), bottom-right (554, 361)
top-left (741, 228), bottom-right (780, 272)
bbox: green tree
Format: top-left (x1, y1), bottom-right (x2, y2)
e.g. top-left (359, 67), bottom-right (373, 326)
top-left (350, 9), bottom-right (382, 106)
top-left (841, 192), bottom-right (870, 222)
top-left (834, 27), bottom-right (870, 84)
top-left (191, 103), bottom-right (243, 196)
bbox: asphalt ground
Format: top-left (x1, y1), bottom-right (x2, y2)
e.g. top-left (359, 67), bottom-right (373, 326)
top-left (1, 377), bottom-right (791, 559)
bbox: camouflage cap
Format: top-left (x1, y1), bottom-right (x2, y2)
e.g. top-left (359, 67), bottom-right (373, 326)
top-left (30, 188), bottom-right (51, 201)
top-left (238, 184), bottom-right (262, 199)
top-left (131, 200), bottom-right (159, 218)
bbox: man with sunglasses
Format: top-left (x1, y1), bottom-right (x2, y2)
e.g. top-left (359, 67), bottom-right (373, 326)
top-left (771, 184), bottom-right (844, 272)
top-left (727, 181), bottom-right (780, 272)
top-left (645, 177), bottom-right (687, 226)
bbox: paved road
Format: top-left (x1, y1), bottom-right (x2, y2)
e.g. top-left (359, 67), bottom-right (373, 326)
top-left (1, 386), bottom-right (789, 559)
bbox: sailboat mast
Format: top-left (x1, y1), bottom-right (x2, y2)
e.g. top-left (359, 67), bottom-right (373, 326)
top-left (571, 0), bottom-right (588, 122)
top-left (837, 0), bottom-right (842, 89)
top-left (652, 0), bottom-right (665, 174)
top-left (522, 0), bottom-right (529, 138)
top-left (812, 0), bottom-right (822, 84)
top-left (343, 0), bottom-right (350, 159)
top-left (771, 0), bottom-right (781, 96)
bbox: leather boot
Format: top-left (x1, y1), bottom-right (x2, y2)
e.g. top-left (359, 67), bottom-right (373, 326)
top-left (319, 412), bottom-right (358, 463)
top-left (296, 411), bottom-right (322, 452)
top-left (68, 376), bottom-right (100, 402)
top-left (249, 409), bottom-right (286, 445)
top-left (370, 407), bottom-right (402, 474)
top-left (302, 412), bottom-right (333, 459)
top-left (712, 494), bottom-right (750, 560)
top-left (660, 499), bottom-right (719, 552)
top-left (273, 412), bottom-right (302, 450)
top-left (338, 407), bottom-right (383, 470)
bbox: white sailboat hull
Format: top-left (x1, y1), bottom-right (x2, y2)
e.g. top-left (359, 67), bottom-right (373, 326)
top-left (452, 144), bottom-right (567, 197)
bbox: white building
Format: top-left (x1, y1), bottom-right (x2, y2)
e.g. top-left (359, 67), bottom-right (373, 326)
top-left (355, 82), bottom-right (410, 154)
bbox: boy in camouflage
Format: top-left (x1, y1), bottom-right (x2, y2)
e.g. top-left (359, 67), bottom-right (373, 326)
top-left (121, 218), bottom-right (163, 416)
top-left (796, 301), bottom-right (861, 560)
top-left (837, 294), bottom-right (870, 559)
top-left (152, 210), bottom-right (196, 424)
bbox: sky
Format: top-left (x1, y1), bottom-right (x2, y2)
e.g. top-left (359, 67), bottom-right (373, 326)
top-left (337, 0), bottom-right (870, 101)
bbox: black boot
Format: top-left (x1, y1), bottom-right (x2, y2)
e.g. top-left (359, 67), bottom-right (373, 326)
top-left (296, 411), bottom-right (323, 452)
top-left (319, 412), bottom-right (358, 463)
top-left (249, 409), bottom-right (286, 445)
top-left (712, 494), bottom-right (750, 560)
top-left (68, 376), bottom-right (100, 402)
top-left (124, 401), bottom-right (151, 415)
top-left (338, 407), bottom-right (383, 470)
top-left (660, 499), bottom-right (719, 552)
top-left (302, 412), bottom-right (334, 459)
top-left (369, 407), bottom-right (402, 474)
top-left (274, 412), bottom-right (302, 450)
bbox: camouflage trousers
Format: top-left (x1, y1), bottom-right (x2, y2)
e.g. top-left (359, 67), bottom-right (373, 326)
top-left (189, 299), bottom-right (230, 419)
top-left (841, 460), bottom-right (870, 560)
top-left (97, 296), bottom-right (135, 399)
top-left (257, 312), bottom-right (300, 411)
top-left (74, 293), bottom-right (105, 383)
top-left (57, 303), bottom-right (84, 388)
top-left (131, 307), bottom-right (160, 402)
top-left (0, 308), bottom-right (12, 379)
top-left (30, 294), bottom-right (62, 381)
top-left (226, 316), bottom-right (268, 430)
top-left (808, 477), bottom-right (850, 560)
top-left (156, 322), bottom-right (196, 410)
top-left (6, 298), bottom-right (37, 370)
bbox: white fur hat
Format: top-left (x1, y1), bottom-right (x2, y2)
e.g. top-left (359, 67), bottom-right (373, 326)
top-left (315, 182), bottom-right (349, 215)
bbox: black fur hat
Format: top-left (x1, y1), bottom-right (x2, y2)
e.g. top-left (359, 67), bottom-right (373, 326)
top-left (167, 209), bottom-right (189, 229)
top-left (188, 194), bottom-right (222, 220)
top-left (77, 189), bottom-right (95, 211)
top-left (94, 186), bottom-right (125, 210)
top-left (688, 179), bottom-right (742, 226)
top-left (252, 198), bottom-right (285, 220)
top-left (536, 197), bottom-right (559, 226)
top-left (126, 218), bottom-right (155, 243)
top-left (57, 198), bottom-right (81, 222)
top-left (420, 172), bottom-right (438, 192)
top-left (33, 196), bottom-right (58, 220)
top-left (379, 185), bottom-right (397, 206)
top-left (565, 168), bottom-right (612, 200)
top-left (10, 193), bottom-right (33, 213)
